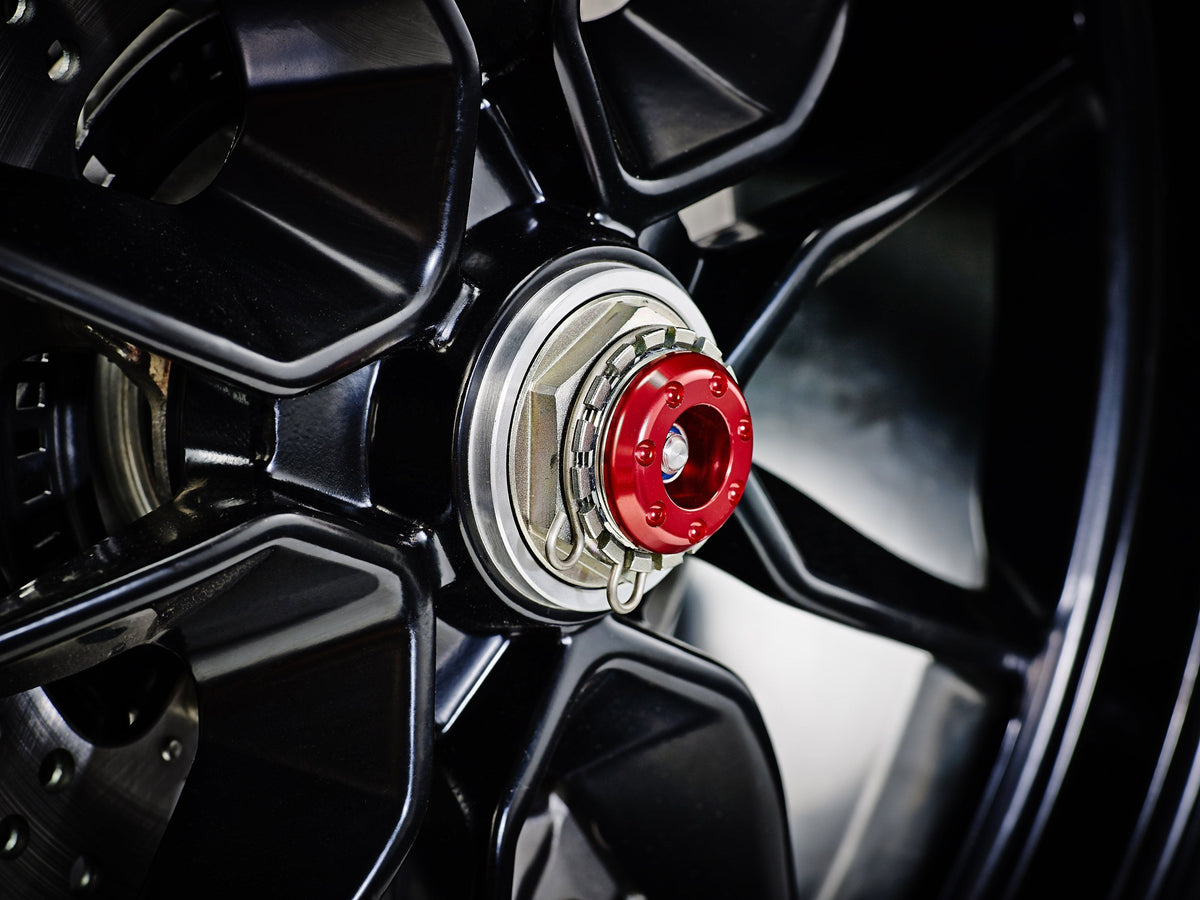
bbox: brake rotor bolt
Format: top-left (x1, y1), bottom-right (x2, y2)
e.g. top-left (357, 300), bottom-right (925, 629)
top-left (646, 502), bottom-right (666, 527)
top-left (737, 417), bottom-right (752, 442)
top-left (687, 520), bottom-right (707, 542)
top-left (727, 481), bottom-right (743, 504)
top-left (161, 738), bottom-right (184, 763)
top-left (664, 381), bottom-right (684, 408)
top-left (709, 372), bottom-right (728, 397)
top-left (634, 440), bottom-right (656, 466)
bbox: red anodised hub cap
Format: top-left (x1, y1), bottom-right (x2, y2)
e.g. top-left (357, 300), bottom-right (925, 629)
top-left (601, 352), bottom-right (753, 554)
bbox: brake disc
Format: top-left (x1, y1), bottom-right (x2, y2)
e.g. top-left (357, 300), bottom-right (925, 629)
top-left (1, 4), bottom-right (229, 894)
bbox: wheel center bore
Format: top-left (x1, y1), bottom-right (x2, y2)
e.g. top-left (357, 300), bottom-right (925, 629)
top-left (458, 251), bottom-right (753, 617)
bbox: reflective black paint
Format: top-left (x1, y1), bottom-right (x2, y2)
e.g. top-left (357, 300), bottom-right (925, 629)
top-left (0, 481), bottom-right (438, 895)
top-left (555, 0), bottom-right (847, 227)
top-left (0, 0), bottom-right (479, 394)
top-left (402, 616), bottom-right (793, 898)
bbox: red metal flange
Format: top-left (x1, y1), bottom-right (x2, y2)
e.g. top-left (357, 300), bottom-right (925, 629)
top-left (601, 351), bottom-right (753, 554)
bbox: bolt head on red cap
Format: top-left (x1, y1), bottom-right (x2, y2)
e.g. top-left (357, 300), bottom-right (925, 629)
top-left (601, 352), bottom-right (753, 555)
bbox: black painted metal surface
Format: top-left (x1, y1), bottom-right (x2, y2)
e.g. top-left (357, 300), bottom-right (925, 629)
top-left (0, 0), bottom-right (480, 393)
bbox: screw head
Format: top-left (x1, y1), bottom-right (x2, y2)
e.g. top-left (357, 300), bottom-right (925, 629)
top-left (665, 381), bottom-right (684, 408)
top-left (646, 502), bottom-right (666, 527)
top-left (634, 440), bottom-right (656, 466)
top-left (660, 425), bottom-right (689, 480)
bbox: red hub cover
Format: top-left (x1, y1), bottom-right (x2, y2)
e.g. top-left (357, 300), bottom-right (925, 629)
top-left (601, 351), bottom-right (753, 554)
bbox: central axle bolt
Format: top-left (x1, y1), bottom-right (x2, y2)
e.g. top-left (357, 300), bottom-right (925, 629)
top-left (600, 351), bottom-right (753, 555)
top-left (661, 424), bottom-right (689, 482)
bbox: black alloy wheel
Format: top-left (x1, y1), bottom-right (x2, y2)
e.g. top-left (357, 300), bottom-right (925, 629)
top-left (0, 0), bottom-right (1188, 898)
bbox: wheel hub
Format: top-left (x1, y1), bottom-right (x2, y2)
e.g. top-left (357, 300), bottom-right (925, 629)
top-left (458, 253), bottom-right (752, 616)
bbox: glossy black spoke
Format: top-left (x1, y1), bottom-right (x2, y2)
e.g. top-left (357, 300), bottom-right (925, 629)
top-left (468, 0), bottom-right (847, 229)
top-left (0, 478), bottom-right (434, 686)
top-left (724, 61), bottom-right (1079, 381)
top-left (0, 479), bottom-right (438, 895)
top-left (0, 0), bottom-right (478, 394)
top-left (552, 0), bottom-right (847, 226)
top-left (423, 616), bottom-right (792, 899)
top-left (701, 469), bottom-right (1036, 678)
top-left (142, 523), bottom-right (434, 898)
top-left (0, 482), bottom-right (275, 693)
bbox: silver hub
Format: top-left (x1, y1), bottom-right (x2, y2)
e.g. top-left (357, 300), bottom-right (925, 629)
top-left (457, 254), bottom-right (719, 616)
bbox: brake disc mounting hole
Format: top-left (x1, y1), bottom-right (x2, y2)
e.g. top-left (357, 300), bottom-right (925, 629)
top-left (4, 0), bottom-right (32, 26)
top-left (39, 747), bottom-right (76, 792)
top-left (47, 40), bottom-right (81, 83)
top-left (1, 815), bottom-right (29, 859)
top-left (69, 855), bottom-right (100, 894)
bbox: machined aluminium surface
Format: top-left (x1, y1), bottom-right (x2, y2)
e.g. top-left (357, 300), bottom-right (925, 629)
top-left (459, 256), bottom-right (746, 614)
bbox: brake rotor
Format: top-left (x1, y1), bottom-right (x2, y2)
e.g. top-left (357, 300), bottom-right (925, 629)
top-left (1, 4), bottom-right (224, 893)
top-left (0, 664), bottom-right (197, 896)
top-left (0, 332), bottom-right (195, 896)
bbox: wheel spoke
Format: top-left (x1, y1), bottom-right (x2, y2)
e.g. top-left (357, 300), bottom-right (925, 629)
top-left (0, 482), bottom-right (271, 692)
top-left (468, 0), bottom-right (847, 229)
top-left (552, 0), bottom-right (847, 226)
top-left (722, 62), bottom-right (1079, 381)
top-left (0, 479), bottom-right (437, 894)
top-left (702, 469), bottom-right (1034, 678)
top-left (497, 618), bottom-right (793, 899)
top-left (0, 480), bottom-right (435, 692)
top-left (420, 616), bottom-right (793, 898)
top-left (142, 529), bottom-right (434, 897)
top-left (0, 0), bottom-right (478, 394)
